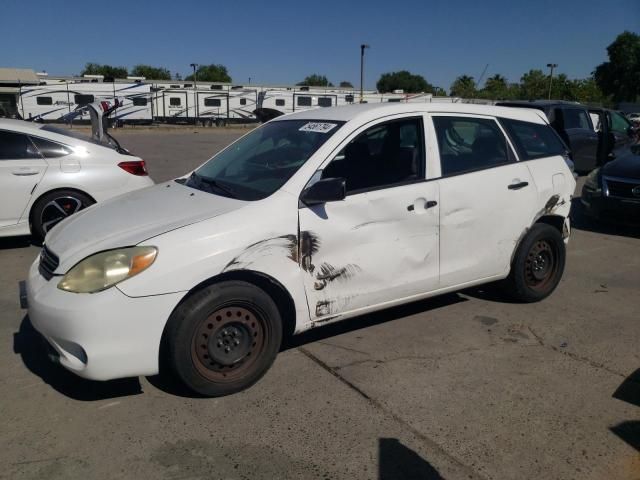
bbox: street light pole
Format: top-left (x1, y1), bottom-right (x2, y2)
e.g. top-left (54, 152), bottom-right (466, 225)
top-left (190, 63), bottom-right (199, 123)
top-left (360, 44), bottom-right (370, 103)
top-left (546, 63), bottom-right (557, 100)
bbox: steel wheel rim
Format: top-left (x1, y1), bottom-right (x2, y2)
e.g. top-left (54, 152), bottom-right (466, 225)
top-left (191, 304), bottom-right (267, 383)
top-left (524, 239), bottom-right (558, 290)
top-left (40, 196), bottom-right (83, 233)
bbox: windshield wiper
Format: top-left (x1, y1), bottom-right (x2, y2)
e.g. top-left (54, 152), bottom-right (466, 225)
top-left (189, 172), bottom-right (238, 198)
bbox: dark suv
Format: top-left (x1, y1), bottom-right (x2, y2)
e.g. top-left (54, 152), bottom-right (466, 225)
top-left (496, 100), bottom-right (634, 173)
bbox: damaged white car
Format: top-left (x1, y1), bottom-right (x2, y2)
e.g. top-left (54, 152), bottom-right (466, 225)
top-left (23, 103), bottom-right (575, 396)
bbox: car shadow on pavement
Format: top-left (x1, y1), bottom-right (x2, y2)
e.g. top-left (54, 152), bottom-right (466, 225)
top-left (0, 235), bottom-right (37, 250)
top-left (13, 316), bottom-right (142, 401)
top-left (571, 198), bottom-right (640, 239)
top-left (610, 369), bottom-right (640, 452)
top-left (283, 293), bottom-right (466, 350)
top-left (379, 438), bottom-right (444, 480)
top-left (146, 293), bottom-right (467, 398)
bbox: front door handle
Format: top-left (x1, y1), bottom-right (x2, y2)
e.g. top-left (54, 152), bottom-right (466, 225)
top-left (407, 200), bottom-right (438, 211)
top-left (508, 181), bottom-right (529, 190)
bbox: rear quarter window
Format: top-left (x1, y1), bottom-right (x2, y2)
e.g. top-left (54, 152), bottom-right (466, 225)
top-left (499, 118), bottom-right (567, 160)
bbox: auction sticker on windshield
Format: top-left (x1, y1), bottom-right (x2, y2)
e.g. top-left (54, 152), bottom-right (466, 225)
top-left (299, 122), bottom-right (338, 133)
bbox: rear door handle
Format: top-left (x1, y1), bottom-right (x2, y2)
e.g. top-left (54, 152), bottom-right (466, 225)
top-left (12, 170), bottom-right (40, 176)
top-left (508, 181), bottom-right (529, 190)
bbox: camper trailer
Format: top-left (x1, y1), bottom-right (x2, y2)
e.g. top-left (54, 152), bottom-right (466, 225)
top-left (151, 86), bottom-right (258, 125)
top-left (18, 82), bottom-right (152, 123)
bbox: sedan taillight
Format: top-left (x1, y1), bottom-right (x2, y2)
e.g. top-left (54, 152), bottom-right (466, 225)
top-left (118, 160), bottom-right (148, 176)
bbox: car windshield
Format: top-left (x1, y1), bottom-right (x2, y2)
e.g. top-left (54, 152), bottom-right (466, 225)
top-left (185, 119), bottom-right (344, 200)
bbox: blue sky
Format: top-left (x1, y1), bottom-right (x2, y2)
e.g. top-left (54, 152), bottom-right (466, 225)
top-left (2, 0), bottom-right (637, 90)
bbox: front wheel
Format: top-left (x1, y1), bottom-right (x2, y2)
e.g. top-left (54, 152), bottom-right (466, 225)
top-left (502, 223), bottom-right (566, 303)
top-left (164, 281), bottom-right (282, 397)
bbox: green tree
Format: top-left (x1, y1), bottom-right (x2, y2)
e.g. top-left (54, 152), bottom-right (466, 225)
top-left (433, 86), bottom-right (447, 96)
top-left (339, 81), bottom-right (354, 88)
top-left (81, 63), bottom-right (128, 79)
top-left (570, 77), bottom-right (608, 105)
top-left (376, 71), bottom-right (435, 93)
top-left (297, 74), bottom-right (333, 87)
top-left (479, 74), bottom-right (508, 99)
top-left (185, 64), bottom-right (232, 83)
top-left (449, 75), bottom-right (476, 98)
top-left (519, 69), bottom-right (548, 100)
top-left (549, 73), bottom-right (574, 100)
top-left (594, 31), bottom-right (640, 102)
top-left (130, 64), bottom-right (171, 80)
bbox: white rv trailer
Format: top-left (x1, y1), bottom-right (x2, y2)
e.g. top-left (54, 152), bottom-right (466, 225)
top-left (151, 86), bottom-right (258, 124)
top-left (18, 82), bottom-right (152, 123)
top-left (255, 88), bottom-right (435, 120)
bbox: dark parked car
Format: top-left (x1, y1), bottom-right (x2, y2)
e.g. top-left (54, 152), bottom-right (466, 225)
top-left (581, 147), bottom-right (640, 224)
top-left (497, 101), bottom-right (635, 173)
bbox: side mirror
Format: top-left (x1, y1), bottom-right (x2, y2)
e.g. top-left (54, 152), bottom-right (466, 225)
top-left (300, 177), bottom-right (346, 206)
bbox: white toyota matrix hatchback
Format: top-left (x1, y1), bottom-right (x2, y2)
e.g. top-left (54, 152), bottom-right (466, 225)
top-left (23, 103), bottom-right (575, 396)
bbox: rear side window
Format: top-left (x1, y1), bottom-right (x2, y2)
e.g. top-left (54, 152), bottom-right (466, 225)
top-left (562, 108), bottom-right (590, 130)
top-left (608, 111), bottom-right (630, 134)
top-left (500, 118), bottom-right (567, 160)
top-left (30, 136), bottom-right (71, 158)
top-left (204, 98), bottom-right (222, 107)
top-left (169, 97), bottom-right (181, 106)
top-left (432, 116), bottom-right (511, 176)
top-left (0, 131), bottom-right (40, 159)
top-left (37, 96), bottom-right (53, 105)
top-left (318, 97), bottom-right (332, 107)
top-left (240, 98), bottom-right (247, 106)
top-left (275, 99), bottom-right (285, 107)
top-left (74, 94), bottom-right (94, 106)
top-left (132, 97), bottom-right (147, 106)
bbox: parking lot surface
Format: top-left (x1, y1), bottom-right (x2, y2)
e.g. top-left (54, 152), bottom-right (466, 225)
top-left (1, 128), bottom-right (638, 480)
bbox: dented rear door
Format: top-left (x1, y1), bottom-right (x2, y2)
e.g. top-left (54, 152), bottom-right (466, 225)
top-left (430, 114), bottom-right (537, 287)
top-left (298, 114), bottom-right (440, 322)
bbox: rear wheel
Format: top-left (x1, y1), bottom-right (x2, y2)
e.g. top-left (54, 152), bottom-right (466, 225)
top-left (164, 281), bottom-right (282, 397)
top-left (30, 190), bottom-right (94, 242)
top-left (502, 223), bottom-right (566, 302)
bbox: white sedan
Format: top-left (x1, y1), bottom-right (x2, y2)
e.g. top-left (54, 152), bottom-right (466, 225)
top-left (0, 101), bottom-right (153, 240)
top-left (24, 102), bottom-right (575, 397)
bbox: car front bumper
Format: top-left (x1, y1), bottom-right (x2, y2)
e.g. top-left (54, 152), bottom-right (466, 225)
top-left (581, 186), bottom-right (640, 224)
top-left (24, 259), bottom-right (184, 381)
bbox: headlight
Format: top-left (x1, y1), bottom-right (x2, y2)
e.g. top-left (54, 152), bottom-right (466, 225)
top-left (58, 246), bottom-right (157, 293)
top-left (584, 168), bottom-right (601, 191)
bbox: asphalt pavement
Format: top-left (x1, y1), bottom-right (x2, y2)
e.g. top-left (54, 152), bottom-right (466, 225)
top-left (0, 127), bottom-right (638, 480)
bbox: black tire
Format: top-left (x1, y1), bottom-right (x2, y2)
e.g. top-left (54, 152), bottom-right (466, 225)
top-left (164, 281), bottom-right (282, 397)
top-left (30, 189), bottom-right (95, 242)
top-left (502, 223), bottom-right (566, 303)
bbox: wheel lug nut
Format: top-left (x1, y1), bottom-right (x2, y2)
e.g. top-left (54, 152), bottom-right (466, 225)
top-left (225, 347), bottom-right (230, 353)
top-left (234, 339), bottom-right (240, 345)
top-left (217, 340), bottom-right (223, 347)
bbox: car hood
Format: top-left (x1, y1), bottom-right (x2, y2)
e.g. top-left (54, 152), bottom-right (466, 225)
top-left (45, 181), bottom-right (248, 273)
top-left (602, 150), bottom-right (640, 178)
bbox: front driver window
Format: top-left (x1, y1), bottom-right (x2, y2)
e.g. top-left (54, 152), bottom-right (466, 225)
top-left (321, 117), bottom-right (425, 194)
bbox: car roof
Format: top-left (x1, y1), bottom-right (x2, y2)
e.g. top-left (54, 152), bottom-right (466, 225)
top-left (0, 118), bottom-right (46, 133)
top-left (496, 100), bottom-right (582, 108)
top-left (274, 102), bottom-right (549, 125)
